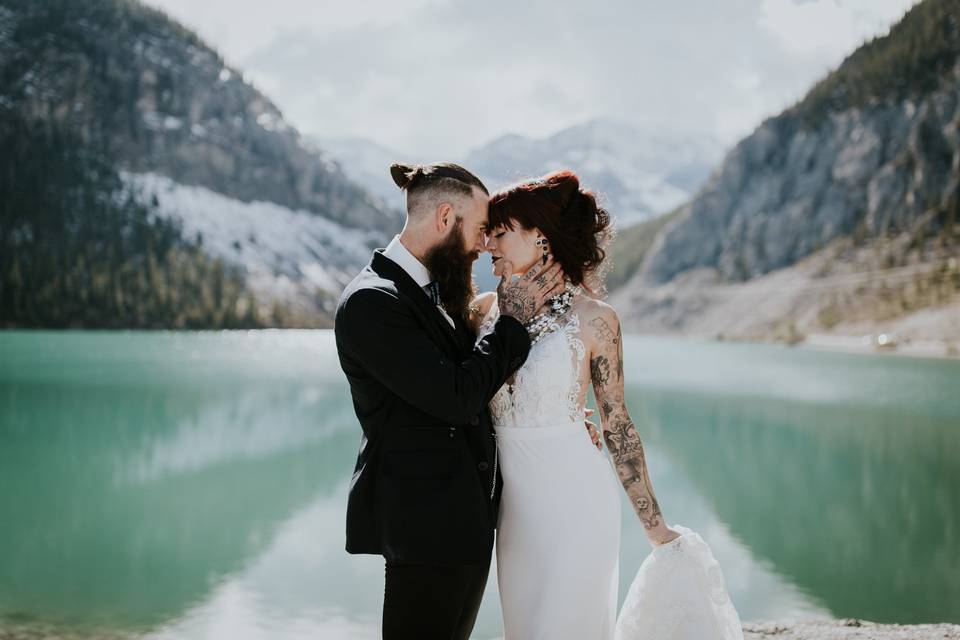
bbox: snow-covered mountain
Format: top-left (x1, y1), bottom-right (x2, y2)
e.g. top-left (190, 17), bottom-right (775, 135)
top-left (463, 119), bottom-right (727, 227)
top-left (0, 0), bottom-right (402, 327)
top-left (314, 120), bottom-right (726, 231)
top-left (126, 172), bottom-right (384, 318)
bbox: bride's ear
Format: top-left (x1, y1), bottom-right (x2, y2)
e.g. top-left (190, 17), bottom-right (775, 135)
top-left (533, 229), bottom-right (550, 264)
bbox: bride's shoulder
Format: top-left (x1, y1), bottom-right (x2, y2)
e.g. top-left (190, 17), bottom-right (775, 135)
top-left (468, 291), bottom-right (498, 329)
top-left (470, 291), bottom-right (497, 316)
top-left (571, 296), bottom-right (621, 338)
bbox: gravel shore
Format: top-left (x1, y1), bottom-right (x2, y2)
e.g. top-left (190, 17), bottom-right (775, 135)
top-left (2, 619), bottom-right (960, 639)
top-left (744, 619), bottom-right (960, 640)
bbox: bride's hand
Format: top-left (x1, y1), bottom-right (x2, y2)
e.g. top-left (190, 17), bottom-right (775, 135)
top-left (496, 258), bottom-right (564, 325)
top-left (584, 408), bottom-right (602, 451)
top-left (651, 527), bottom-right (682, 547)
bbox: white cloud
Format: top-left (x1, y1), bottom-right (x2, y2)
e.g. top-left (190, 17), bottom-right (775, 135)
top-left (759, 0), bottom-right (914, 57)
top-left (143, 0), bottom-right (921, 157)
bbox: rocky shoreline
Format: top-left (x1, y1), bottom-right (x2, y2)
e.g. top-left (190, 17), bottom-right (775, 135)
top-left (797, 331), bottom-right (959, 360)
top-left (1, 619), bottom-right (959, 640)
top-left (744, 619), bottom-right (960, 639)
top-left (612, 231), bottom-right (960, 361)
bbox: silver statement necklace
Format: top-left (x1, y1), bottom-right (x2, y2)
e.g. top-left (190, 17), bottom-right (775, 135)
top-left (524, 282), bottom-right (579, 345)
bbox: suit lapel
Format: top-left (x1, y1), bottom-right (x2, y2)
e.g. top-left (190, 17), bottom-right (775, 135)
top-left (370, 250), bottom-right (461, 355)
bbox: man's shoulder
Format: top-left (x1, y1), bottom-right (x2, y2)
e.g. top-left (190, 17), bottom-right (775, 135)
top-left (335, 267), bottom-right (401, 326)
top-left (342, 265), bottom-right (396, 297)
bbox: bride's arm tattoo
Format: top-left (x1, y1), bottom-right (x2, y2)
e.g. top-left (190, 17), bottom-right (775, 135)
top-left (588, 313), bottom-right (664, 531)
top-left (590, 355), bottom-right (611, 388)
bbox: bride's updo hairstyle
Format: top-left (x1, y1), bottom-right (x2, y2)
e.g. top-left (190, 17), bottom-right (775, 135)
top-left (488, 170), bottom-right (613, 295)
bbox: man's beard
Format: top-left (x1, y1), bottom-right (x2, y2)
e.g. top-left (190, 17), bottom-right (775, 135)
top-left (423, 217), bottom-right (478, 322)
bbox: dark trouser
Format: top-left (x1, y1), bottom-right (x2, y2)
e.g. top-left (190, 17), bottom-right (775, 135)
top-left (382, 555), bottom-right (492, 640)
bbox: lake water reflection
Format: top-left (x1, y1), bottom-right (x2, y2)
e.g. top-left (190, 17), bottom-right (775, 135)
top-left (0, 331), bottom-right (957, 638)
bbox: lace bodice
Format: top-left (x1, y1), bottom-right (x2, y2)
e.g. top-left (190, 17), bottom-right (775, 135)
top-left (476, 298), bottom-right (587, 427)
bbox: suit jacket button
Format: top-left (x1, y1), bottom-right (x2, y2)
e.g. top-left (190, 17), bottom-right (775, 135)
top-left (478, 461), bottom-right (489, 471)
top-left (470, 415), bottom-right (480, 426)
top-left (449, 426), bottom-right (455, 438)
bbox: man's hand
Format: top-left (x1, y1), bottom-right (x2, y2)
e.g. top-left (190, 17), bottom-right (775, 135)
top-left (497, 258), bottom-right (565, 325)
top-left (585, 408), bottom-right (602, 451)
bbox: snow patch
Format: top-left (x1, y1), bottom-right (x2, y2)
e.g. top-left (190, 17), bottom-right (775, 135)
top-left (123, 172), bottom-right (384, 312)
top-left (0, 6), bottom-right (16, 45)
top-left (464, 118), bottom-right (726, 227)
top-left (256, 111), bottom-right (288, 133)
top-left (138, 105), bottom-right (183, 133)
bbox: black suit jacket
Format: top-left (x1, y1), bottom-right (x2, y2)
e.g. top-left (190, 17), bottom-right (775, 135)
top-left (334, 249), bottom-right (531, 565)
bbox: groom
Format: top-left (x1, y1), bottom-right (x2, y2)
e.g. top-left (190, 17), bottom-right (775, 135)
top-left (334, 162), bottom-right (566, 639)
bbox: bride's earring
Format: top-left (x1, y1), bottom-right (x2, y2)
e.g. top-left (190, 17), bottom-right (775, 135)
top-left (536, 237), bottom-right (549, 265)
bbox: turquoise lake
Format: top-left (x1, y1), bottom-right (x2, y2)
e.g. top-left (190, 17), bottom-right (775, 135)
top-left (1, 330), bottom-right (958, 638)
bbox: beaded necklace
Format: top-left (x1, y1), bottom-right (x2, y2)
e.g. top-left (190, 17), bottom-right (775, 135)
top-left (524, 282), bottom-right (580, 345)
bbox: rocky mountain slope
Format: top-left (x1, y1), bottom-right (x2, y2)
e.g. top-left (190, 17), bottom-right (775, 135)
top-left (610, 0), bottom-right (960, 357)
top-left (0, 0), bottom-right (401, 327)
top-left (320, 120), bottom-right (725, 230)
top-left (463, 119), bottom-right (725, 226)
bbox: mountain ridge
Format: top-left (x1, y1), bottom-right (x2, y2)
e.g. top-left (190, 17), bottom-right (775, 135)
top-left (0, 0), bottom-right (402, 327)
top-left (463, 117), bottom-right (725, 227)
top-left (609, 0), bottom-right (960, 356)
top-left (0, 0), bottom-right (400, 229)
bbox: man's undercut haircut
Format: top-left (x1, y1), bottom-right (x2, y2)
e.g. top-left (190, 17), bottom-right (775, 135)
top-left (389, 162), bottom-right (489, 216)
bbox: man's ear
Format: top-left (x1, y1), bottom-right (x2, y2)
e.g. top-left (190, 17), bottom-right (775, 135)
top-left (435, 202), bottom-right (454, 232)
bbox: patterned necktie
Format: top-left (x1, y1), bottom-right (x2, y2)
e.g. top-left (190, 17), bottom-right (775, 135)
top-left (424, 281), bottom-right (441, 305)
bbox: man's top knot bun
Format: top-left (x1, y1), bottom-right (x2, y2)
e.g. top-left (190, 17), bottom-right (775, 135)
top-left (390, 163), bottom-right (424, 190)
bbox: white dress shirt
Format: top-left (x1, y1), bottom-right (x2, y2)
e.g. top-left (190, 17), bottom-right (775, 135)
top-left (383, 235), bottom-right (456, 329)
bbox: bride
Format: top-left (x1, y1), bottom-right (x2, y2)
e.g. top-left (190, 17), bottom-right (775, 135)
top-left (469, 170), bottom-right (744, 640)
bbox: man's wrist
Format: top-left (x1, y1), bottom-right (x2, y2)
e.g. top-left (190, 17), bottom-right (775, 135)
top-left (496, 315), bottom-right (532, 354)
top-left (497, 313), bottom-right (526, 334)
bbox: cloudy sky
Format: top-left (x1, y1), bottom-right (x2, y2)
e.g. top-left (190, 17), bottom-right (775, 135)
top-left (144, 0), bottom-right (920, 157)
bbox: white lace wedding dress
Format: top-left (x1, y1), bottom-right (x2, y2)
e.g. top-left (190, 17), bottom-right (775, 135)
top-left (477, 299), bottom-right (744, 640)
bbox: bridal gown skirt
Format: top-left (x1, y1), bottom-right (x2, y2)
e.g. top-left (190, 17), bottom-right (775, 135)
top-left (495, 421), bottom-right (745, 640)
top-left (495, 420), bottom-right (622, 640)
top-left (614, 525), bottom-right (745, 640)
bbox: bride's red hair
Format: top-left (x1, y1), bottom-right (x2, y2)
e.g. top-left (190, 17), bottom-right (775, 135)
top-left (488, 170), bottom-right (612, 295)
